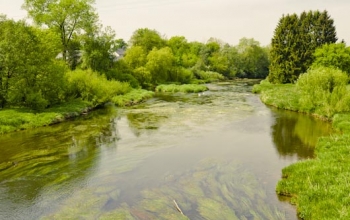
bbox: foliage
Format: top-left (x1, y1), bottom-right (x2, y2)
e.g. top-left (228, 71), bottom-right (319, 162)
top-left (81, 26), bottom-right (117, 72)
top-left (171, 67), bottom-right (194, 84)
top-left (112, 89), bottom-right (154, 107)
top-left (23, 0), bottom-right (99, 62)
top-left (65, 69), bottom-right (131, 106)
top-left (312, 43), bottom-right (350, 74)
top-left (145, 47), bottom-right (175, 83)
top-left (0, 18), bottom-right (67, 110)
top-left (155, 84), bottom-right (208, 93)
top-left (129, 28), bottom-right (165, 52)
top-left (193, 70), bottom-right (225, 83)
top-left (234, 38), bottom-right (269, 78)
top-left (123, 46), bottom-right (147, 69)
top-left (269, 10), bottom-right (337, 83)
top-left (297, 67), bottom-right (350, 117)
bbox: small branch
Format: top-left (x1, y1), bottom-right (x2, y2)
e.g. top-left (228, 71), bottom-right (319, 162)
top-left (173, 200), bottom-right (184, 215)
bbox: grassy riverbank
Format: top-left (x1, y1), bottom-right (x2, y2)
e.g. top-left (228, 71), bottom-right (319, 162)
top-left (0, 89), bottom-right (154, 134)
top-left (254, 80), bottom-right (350, 219)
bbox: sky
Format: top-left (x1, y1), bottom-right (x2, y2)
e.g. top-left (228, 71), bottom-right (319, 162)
top-left (1, 0), bottom-right (349, 46)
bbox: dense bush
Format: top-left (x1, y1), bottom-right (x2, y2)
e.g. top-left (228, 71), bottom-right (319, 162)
top-left (193, 70), bottom-right (225, 82)
top-left (66, 69), bottom-right (131, 106)
top-left (297, 66), bottom-right (350, 117)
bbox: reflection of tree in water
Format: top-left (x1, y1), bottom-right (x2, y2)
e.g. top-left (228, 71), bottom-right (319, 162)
top-left (126, 112), bottom-right (168, 136)
top-left (0, 106), bottom-right (118, 209)
top-left (271, 110), bottom-right (331, 159)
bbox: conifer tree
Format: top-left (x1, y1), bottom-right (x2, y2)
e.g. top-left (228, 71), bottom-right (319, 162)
top-left (268, 10), bottom-right (337, 83)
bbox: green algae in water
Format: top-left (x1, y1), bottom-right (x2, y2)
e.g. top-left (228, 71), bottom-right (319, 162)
top-left (119, 159), bottom-right (287, 220)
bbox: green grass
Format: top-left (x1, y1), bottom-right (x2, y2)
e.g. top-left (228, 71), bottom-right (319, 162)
top-left (0, 99), bottom-right (92, 134)
top-left (253, 80), bottom-right (304, 113)
top-left (254, 80), bottom-right (350, 219)
top-left (0, 89), bottom-right (155, 134)
top-left (112, 89), bottom-right (154, 107)
top-left (155, 84), bottom-right (209, 93)
top-left (276, 130), bottom-right (350, 219)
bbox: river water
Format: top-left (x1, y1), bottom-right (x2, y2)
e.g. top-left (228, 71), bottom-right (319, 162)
top-left (0, 81), bottom-right (331, 219)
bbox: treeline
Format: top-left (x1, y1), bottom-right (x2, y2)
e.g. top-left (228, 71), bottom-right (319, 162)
top-left (0, 0), bottom-right (269, 111)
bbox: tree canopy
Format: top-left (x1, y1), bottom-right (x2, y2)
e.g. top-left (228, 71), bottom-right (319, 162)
top-left (23, 0), bottom-right (98, 62)
top-left (268, 10), bottom-right (337, 83)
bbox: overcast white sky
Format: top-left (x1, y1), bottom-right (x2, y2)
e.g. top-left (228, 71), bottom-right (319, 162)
top-left (1, 0), bottom-right (349, 46)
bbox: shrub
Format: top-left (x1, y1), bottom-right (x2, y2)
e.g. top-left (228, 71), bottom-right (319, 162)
top-left (194, 70), bottom-right (225, 82)
top-left (297, 66), bottom-right (350, 117)
top-left (66, 69), bottom-right (131, 106)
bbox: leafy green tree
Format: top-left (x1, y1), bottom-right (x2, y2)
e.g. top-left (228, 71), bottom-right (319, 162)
top-left (234, 38), bottom-right (269, 78)
top-left (146, 47), bottom-right (175, 83)
top-left (312, 43), bottom-right (350, 74)
top-left (123, 46), bottom-right (147, 69)
top-left (23, 0), bottom-right (98, 62)
top-left (0, 17), bottom-right (66, 109)
top-left (269, 10), bottom-right (337, 83)
top-left (81, 26), bottom-right (117, 72)
top-left (129, 28), bottom-right (165, 52)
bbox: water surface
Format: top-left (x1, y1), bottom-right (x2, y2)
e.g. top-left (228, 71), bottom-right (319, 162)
top-left (0, 81), bottom-right (332, 219)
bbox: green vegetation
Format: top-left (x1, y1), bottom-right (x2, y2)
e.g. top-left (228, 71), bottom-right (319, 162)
top-left (112, 89), bottom-right (154, 107)
top-left (0, 0), bottom-right (272, 133)
top-left (269, 10), bottom-right (337, 83)
top-left (155, 84), bottom-right (208, 93)
top-left (254, 66), bottom-right (350, 219)
top-left (312, 43), bottom-right (350, 74)
top-left (276, 124), bottom-right (350, 219)
top-left (252, 80), bottom-right (302, 113)
top-left (0, 100), bottom-right (92, 134)
top-left (254, 66), bottom-right (350, 118)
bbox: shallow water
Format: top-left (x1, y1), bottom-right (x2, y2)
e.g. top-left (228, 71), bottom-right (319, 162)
top-left (0, 81), bottom-right (331, 219)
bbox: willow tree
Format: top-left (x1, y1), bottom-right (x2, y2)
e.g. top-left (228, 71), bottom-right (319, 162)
top-left (268, 10), bottom-right (337, 83)
top-left (23, 0), bottom-right (98, 62)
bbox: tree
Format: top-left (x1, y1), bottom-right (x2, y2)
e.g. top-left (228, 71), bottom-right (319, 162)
top-left (146, 47), bottom-right (175, 83)
top-left (0, 17), bottom-right (66, 109)
top-left (81, 26), bottom-right (117, 72)
top-left (312, 43), bottom-right (350, 74)
top-left (129, 28), bottom-right (165, 52)
top-left (268, 10), bottom-right (337, 83)
top-left (23, 0), bottom-right (98, 62)
top-left (123, 46), bottom-right (147, 69)
top-left (234, 38), bottom-right (269, 78)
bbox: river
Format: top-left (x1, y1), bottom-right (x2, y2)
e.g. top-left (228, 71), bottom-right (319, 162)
top-left (0, 81), bottom-right (331, 219)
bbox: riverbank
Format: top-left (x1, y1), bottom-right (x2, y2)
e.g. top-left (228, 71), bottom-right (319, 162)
top-left (253, 81), bottom-right (350, 219)
top-left (0, 89), bottom-right (154, 134)
top-left (0, 84), bottom-right (207, 134)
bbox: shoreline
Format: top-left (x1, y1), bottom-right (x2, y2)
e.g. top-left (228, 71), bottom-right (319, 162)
top-left (253, 81), bottom-right (350, 219)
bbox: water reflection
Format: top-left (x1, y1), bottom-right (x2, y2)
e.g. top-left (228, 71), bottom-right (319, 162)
top-left (0, 106), bottom-right (118, 219)
top-left (270, 108), bottom-right (332, 159)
